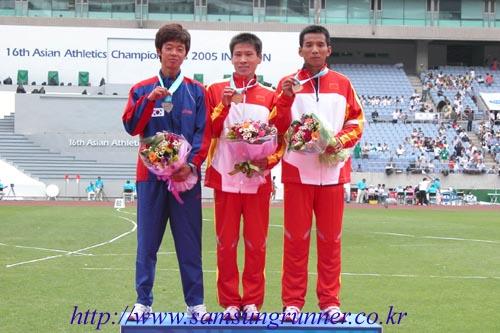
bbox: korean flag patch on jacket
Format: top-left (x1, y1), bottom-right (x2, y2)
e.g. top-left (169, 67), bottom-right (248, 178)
top-left (152, 108), bottom-right (164, 117)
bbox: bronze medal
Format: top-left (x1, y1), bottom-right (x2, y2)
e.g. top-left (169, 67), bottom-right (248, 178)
top-left (232, 93), bottom-right (243, 104)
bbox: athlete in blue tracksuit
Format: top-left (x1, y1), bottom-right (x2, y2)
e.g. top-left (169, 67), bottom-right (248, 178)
top-left (122, 24), bottom-right (211, 319)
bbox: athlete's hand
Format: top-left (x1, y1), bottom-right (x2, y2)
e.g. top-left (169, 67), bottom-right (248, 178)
top-left (251, 158), bottom-right (268, 171)
top-left (222, 86), bottom-right (235, 107)
top-left (281, 77), bottom-right (296, 97)
top-left (148, 86), bottom-right (170, 101)
top-left (171, 164), bottom-right (192, 182)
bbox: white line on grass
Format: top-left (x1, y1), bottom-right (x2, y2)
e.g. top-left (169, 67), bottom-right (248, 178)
top-left (5, 215), bottom-right (137, 268)
top-left (80, 267), bottom-right (500, 280)
top-left (374, 232), bottom-right (500, 244)
top-left (340, 272), bottom-right (500, 279)
top-left (95, 251), bottom-right (176, 256)
top-left (13, 245), bottom-right (91, 255)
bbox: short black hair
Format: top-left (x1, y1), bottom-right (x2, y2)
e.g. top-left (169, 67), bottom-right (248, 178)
top-left (229, 32), bottom-right (262, 56)
top-left (155, 23), bottom-right (191, 54)
top-left (299, 25), bottom-right (331, 48)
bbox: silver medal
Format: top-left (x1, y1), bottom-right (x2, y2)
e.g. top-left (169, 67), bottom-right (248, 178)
top-left (162, 102), bottom-right (173, 113)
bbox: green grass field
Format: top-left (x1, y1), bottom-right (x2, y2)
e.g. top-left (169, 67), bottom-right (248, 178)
top-left (1, 204), bottom-right (499, 332)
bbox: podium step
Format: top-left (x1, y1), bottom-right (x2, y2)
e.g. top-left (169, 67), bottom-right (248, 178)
top-left (120, 312), bottom-right (382, 332)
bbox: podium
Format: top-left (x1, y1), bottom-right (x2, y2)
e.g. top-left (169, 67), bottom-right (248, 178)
top-left (120, 312), bottom-right (382, 333)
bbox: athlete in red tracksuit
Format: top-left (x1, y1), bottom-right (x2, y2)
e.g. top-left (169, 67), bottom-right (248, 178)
top-left (204, 33), bottom-right (288, 320)
top-left (275, 25), bottom-right (364, 321)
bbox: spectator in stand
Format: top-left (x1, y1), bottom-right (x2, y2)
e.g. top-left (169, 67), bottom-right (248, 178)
top-left (361, 142), bottom-right (371, 159)
top-left (421, 81), bottom-right (430, 102)
top-left (480, 140), bottom-right (490, 157)
top-left (436, 98), bottom-right (447, 113)
top-left (485, 73), bottom-right (493, 87)
top-left (440, 148), bottom-right (450, 162)
top-left (354, 142), bottom-right (361, 159)
top-left (469, 67), bottom-right (476, 80)
top-left (477, 158), bottom-right (486, 173)
top-left (466, 109), bottom-right (474, 132)
top-left (396, 144), bottom-right (405, 157)
top-left (417, 153), bottom-right (427, 170)
top-left (371, 109), bottom-right (379, 123)
top-left (448, 158), bottom-right (456, 173)
top-left (492, 58), bottom-right (498, 72)
top-left (391, 109), bottom-right (400, 124)
top-left (487, 164), bottom-right (498, 174)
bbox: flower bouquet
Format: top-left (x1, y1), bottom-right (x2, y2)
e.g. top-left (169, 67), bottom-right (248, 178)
top-left (285, 113), bottom-right (349, 164)
top-left (225, 120), bottom-right (278, 184)
top-left (139, 131), bottom-right (197, 204)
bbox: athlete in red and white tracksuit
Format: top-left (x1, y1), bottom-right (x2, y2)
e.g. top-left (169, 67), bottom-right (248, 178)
top-left (204, 72), bottom-right (287, 312)
top-left (276, 63), bottom-right (364, 311)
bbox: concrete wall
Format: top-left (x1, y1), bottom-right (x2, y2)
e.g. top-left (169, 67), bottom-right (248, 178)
top-left (351, 172), bottom-right (500, 192)
top-left (14, 90), bottom-right (136, 164)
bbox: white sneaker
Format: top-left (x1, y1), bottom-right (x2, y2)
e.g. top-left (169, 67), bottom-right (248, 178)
top-left (321, 306), bottom-right (345, 322)
top-left (223, 305), bottom-right (240, 320)
top-left (127, 303), bottom-right (152, 321)
top-left (187, 304), bottom-right (211, 321)
top-left (282, 305), bottom-right (301, 322)
top-left (242, 304), bottom-right (259, 321)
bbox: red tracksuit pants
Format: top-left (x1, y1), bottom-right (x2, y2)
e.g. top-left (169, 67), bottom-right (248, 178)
top-left (282, 182), bottom-right (344, 310)
top-left (214, 189), bottom-right (270, 310)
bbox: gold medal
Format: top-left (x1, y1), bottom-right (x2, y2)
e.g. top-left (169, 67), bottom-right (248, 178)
top-left (232, 93), bottom-right (243, 104)
top-left (162, 102), bottom-right (173, 113)
top-left (292, 84), bottom-right (303, 93)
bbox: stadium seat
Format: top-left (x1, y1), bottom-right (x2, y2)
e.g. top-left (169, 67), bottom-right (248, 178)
top-left (78, 71), bottom-right (89, 86)
top-left (193, 73), bottom-right (204, 84)
top-left (48, 71), bottom-right (59, 86)
top-left (17, 70), bottom-right (28, 85)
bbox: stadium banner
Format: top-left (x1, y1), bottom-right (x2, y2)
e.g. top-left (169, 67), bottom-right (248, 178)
top-left (479, 92), bottom-right (500, 111)
top-left (0, 25), bottom-right (302, 87)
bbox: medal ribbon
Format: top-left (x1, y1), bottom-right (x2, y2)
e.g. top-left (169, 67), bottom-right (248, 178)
top-left (294, 66), bottom-right (329, 86)
top-left (157, 72), bottom-right (184, 104)
top-left (230, 74), bottom-right (258, 96)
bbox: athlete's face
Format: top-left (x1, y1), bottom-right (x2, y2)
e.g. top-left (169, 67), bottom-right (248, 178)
top-left (231, 43), bottom-right (262, 81)
top-left (299, 33), bottom-right (331, 73)
top-left (158, 40), bottom-right (187, 76)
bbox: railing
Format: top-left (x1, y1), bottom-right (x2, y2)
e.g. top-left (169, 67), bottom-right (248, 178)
top-left (0, 0), bottom-right (498, 27)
